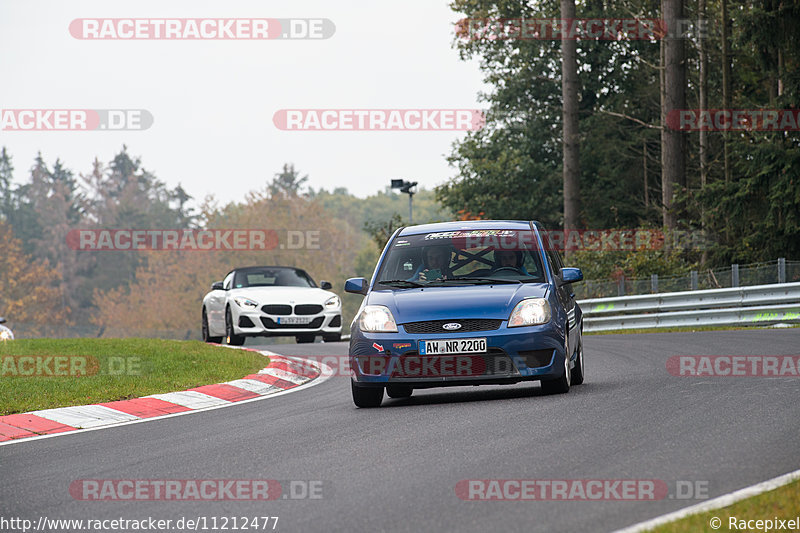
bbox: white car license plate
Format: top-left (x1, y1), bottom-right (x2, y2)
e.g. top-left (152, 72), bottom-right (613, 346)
top-left (277, 317), bottom-right (313, 325)
top-left (419, 338), bottom-right (487, 355)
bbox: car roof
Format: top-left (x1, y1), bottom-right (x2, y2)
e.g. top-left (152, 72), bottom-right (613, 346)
top-left (226, 266), bottom-right (308, 276)
top-left (233, 266), bottom-right (300, 271)
top-left (398, 220), bottom-right (541, 236)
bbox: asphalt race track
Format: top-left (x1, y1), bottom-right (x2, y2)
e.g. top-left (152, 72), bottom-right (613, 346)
top-left (2, 329), bottom-right (799, 532)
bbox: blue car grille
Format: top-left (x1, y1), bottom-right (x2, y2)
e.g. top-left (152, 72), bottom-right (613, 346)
top-left (401, 319), bottom-right (502, 334)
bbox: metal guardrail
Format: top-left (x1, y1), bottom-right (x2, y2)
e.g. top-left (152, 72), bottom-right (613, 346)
top-left (578, 282), bottom-right (800, 332)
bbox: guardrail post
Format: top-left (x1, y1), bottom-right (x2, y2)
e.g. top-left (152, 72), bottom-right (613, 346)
top-left (651, 273), bottom-right (658, 293)
top-left (618, 274), bottom-right (626, 296)
top-left (691, 270), bottom-right (698, 290)
top-left (778, 257), bottom-right (786, 283)
top-left (732, 264), bottom-right (739, 287)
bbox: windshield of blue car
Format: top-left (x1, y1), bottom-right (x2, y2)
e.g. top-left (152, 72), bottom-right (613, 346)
top-left (375, 229), bottom-right (546, 287)
top-left (232, 268), bottom-right (316, 288)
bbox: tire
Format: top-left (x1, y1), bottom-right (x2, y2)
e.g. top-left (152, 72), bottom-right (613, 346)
top-left (386, 384), bottom-right (413, 399)
top-left (225, 308), bottom-right (245, 346)
top-left (322, 333), bottom-right (342, 343)
top-left (541, 346), bottom-right (571, 394)
top-left (351, 381), bottom-right (384, 408)
top-left (570, 339), bottom-right (585, 385)
top-left (202, 309), bottom-right (223, 344)
top-left (296, 335), bottom-right (316, 344)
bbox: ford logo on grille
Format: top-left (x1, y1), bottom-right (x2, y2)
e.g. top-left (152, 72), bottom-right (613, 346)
top-left (442, 322), bottom-right (462, 330)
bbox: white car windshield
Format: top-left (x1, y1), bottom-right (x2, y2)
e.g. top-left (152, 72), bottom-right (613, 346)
top-left (232, 267), bottom-right (316, 288)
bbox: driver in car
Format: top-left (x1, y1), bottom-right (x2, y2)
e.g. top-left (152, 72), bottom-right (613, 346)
top-left (409, 245), bottom-right (454, 282)
top-left (492, 250), bottom-right (529, 275)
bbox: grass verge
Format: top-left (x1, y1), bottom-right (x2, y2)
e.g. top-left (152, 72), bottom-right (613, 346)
top-left (647, 478), bottom-right (800, 532)
top-left (0, 339), bottom-right (269, 415)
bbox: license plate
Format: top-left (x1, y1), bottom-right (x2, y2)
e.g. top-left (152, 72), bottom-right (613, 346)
top-left (277, 317), bottom-right (313, 325)
top-left (419, 338), bottom-right (487, 355)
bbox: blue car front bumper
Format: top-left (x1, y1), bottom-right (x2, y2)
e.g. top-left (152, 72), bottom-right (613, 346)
top-left (349, 320), bottom-right (568, 387)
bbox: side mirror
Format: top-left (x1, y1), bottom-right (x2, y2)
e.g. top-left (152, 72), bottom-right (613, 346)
top-left (0, 317), bottom-right (5, 324)
top-left (211, 281), bottom-right (224, 291)
top-left (560, 267), bottom-right (583, 284)
top-left (344, 277), bottom-right (368, 295)
top-left (320, 280), bottom-right (333, 290)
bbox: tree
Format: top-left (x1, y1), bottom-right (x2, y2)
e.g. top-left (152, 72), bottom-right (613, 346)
top-left (0, 221), bottom-right (68, 330)
top-left (661, 0), bottom-right (687, 231)
top-left (269, 163), bottom-right (309, 198)
top-left (0, 147), bottom-right (13, 221)
top-left (80, 147), bottom-right (195, 296)
top-left (561, 0), bottom-right (580, 239)
top-left (25, 155), bottom-right (87, 316)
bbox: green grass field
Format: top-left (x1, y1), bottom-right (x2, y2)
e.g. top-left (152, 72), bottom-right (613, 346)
top-left (647, 478), bottom-right (800, 532)
top-left (0, 339), bottom-right (269, 415)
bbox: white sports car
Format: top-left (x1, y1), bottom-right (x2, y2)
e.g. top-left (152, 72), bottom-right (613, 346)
top-left (202, 266), bottom-right (342, 345)
top-left (0, 317), bottom-right (13, 341)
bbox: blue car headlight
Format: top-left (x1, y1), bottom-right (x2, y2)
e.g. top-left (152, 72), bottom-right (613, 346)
top-left (359, 305), bottom-right (398, 333)
top-left (508, 298), bottom-right (551, 327)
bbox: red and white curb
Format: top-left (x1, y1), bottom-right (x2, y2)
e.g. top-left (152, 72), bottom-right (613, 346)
top-left (0, 347), bottom-right (329, 445)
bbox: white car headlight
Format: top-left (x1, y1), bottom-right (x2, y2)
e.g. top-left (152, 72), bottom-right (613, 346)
top-left (324, 295), bottom-right (341, 309)
top-left (233, 297), bottom-right (259, 310)
top-left (508, 298), bottom-right (551, 327)
top-left (359, 305), bottom-right (398, 333)
top-left (0, 327), bottom-right (13, 341)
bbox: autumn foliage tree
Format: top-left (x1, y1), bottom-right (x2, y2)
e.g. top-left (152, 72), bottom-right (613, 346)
top-left (0, 221), bottom-right (68, 329)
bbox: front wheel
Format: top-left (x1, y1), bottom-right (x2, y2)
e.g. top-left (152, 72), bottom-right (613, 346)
top-left (541, 350), bottom-right (571, 395)
top-left (351, 382), bottom-right (383, 408)
top-left (570, 339), bottom-right (585, 385)
top-left (225, 308), bottom-right (245, 346)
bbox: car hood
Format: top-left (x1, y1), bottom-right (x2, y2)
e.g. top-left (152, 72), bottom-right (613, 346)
top-left (366, 283), bottom-right (550, 322)
top-left (229, 286), bottom-right (335, 304)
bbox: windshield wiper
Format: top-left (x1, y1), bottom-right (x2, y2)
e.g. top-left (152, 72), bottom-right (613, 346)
top-left (432, 277), bottom-right (522, 285)
top-left (377, 279), bottom-right (424, 288)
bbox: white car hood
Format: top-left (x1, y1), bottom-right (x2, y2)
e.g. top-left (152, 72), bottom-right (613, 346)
top-left (229, 286), bottom-right (334, 305)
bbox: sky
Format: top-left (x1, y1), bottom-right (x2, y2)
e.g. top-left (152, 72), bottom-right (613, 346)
top-left (0, 0), bottom-right (488, 205)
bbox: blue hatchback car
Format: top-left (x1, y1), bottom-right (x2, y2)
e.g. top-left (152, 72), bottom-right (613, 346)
top-left (345, 220), bottom-right (584, 407)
